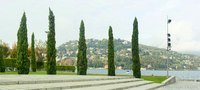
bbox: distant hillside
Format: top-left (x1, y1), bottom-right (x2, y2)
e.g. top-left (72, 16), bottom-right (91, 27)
top-left (57, 39), bottom-right (200, 70)
top-left (181, 51), bottom-right (200, 56)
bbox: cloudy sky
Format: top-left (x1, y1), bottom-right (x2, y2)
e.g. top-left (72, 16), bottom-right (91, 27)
top-left (0, 0), bottom-right (200, 53)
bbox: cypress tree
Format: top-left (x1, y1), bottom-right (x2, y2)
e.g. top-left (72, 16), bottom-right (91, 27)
top-left (77, 20), bottom-right (87, 75)
top-left (17, 12), bottom-right (30, 74)
top-left (132, 17), bottom-right (141, 78)
top-left (0, 45), bottom-right (5, 72)
top-left (108, 26), bottom-right (115, 76)
top-left (31, 33), bottom-right (36, 72)
top-left (46, 8), bottom-right (56, 74)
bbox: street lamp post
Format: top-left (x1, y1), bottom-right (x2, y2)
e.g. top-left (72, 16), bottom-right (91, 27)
top-left (167, 16), bottom-right (171, 77)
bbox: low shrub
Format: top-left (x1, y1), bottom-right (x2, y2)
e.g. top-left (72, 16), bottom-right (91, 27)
top-left (4, 58), bottom-right (16, 68)
top-left (3, 58), bottom-right (16, 71)
top-left (56, 66), bottom-right (75, 72)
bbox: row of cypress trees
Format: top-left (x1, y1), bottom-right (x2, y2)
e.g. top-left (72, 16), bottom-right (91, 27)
top-left (107, 18), bottom-right (141, 78)
top-left (77, 18), bottom-right (141, 78)
top-left (8, 8), bottom-right (141, 77)
top-left (16, 9), bottom-right (57, 74)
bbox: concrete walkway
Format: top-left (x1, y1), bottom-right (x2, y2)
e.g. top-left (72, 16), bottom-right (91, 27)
top-left (0, 75), bottom-right (162, 90)
top-left (157, 80), bottom-right (200, 90)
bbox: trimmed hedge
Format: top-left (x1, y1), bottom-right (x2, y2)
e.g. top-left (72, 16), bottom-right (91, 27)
top-left (56, 66), bottom-right (75, 72)
top-left (3, 59), bottom-right (76, 72)
top-left (4, 58), bottom-right (16, 68)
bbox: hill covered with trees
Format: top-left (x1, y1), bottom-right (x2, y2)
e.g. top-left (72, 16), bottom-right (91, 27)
top-left (57, 39), bottom-right (200, 70)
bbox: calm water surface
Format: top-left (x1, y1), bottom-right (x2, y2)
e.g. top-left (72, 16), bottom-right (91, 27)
top-left (87, 69), bottom-right (200, 79)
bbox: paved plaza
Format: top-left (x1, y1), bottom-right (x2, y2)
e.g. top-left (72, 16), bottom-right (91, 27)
top-left (157, 80), bottom-right (200, 90)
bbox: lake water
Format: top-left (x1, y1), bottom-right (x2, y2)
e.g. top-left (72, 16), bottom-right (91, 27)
top-left (87, 69), bottom-right (200, 80)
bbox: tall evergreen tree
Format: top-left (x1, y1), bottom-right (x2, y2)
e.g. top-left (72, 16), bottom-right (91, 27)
top-left (77, 20), bottom-right (87, 75)
top-left (46, 8), bottom-right (56, 74)
top-left (0, 45), bottom-right (5, 72)
top-left (132, 17), bottom-right (141, 78)
top-left (108, 26), bottom-right (115, 76)
top-left (31, 33), bottom-right (36, 72)
top-left (17, 12), bottom-right (30, 74)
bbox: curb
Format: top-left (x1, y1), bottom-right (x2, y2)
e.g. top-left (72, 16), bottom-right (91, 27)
top-left (149, 76), bottom-right (176, 90)
top-left (162, 76), bottom-right (176, 86)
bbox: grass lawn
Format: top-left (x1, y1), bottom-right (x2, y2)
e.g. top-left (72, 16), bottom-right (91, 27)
top-left (0, 72), bottom-right (167, 83)
top-left (141, 76), bottom-right (168, 83)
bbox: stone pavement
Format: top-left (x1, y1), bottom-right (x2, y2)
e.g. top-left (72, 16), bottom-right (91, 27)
top-left (0, 75), bottom-right (163, 90)
top-left (157, 80), bottom-right (200, 90)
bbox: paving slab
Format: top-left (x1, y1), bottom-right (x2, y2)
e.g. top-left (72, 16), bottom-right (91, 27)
top-left (125, 83), bottom-right (162, 90)
top-left (0, 77), bottom-right (140, 90)
top-left (0, 75), bottom-right (163, 90)
top-left (157, 80), bottom-right (200, 90)
top-left (67, 80), bottom-right (153, 90)
top-left (0, 75), bottom-right (131, 85)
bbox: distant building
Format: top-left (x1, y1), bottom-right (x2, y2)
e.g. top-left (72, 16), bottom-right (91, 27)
top-left (57, 58), bottom-right (75, 66)
top-left (117, 66), bottom-right (123, 70)
top-left (104, 65), bottom-right (108, 69)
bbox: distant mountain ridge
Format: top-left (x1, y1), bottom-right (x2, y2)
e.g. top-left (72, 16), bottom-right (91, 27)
top-left (57, 39), bottom-right (200, 70)
top-left (181, 51), bottom-right (200, 56)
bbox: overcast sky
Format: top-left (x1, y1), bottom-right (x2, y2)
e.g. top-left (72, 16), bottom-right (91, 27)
top-left (0, 0), bottom-right (200, 52)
